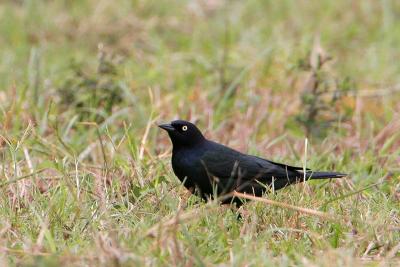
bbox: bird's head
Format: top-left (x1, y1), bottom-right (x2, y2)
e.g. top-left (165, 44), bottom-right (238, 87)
top-left (158, 120), bottom-right (205, 148)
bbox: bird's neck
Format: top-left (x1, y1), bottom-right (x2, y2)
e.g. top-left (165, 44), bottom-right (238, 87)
top-left (171, 138), bottom-right (206, 152)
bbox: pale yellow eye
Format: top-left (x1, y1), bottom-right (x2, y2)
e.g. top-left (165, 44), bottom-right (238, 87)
top-left (182, 125), bottom-right (188, 131)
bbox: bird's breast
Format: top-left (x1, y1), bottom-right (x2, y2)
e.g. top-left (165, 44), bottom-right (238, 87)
top-left (171, 148), bottom-right (208, 183)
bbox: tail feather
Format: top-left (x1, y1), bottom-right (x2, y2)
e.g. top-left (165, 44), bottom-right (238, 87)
top-left (270, 170), bottom-right (347, 191)
top-left (305, 171), bottom-right (347, 180)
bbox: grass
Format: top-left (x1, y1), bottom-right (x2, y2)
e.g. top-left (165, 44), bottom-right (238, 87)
top-left (0, 0), bottom-right (399, 266)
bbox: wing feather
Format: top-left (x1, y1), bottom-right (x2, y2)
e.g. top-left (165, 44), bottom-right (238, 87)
top-left (201, 142), bottom-right (301, 182)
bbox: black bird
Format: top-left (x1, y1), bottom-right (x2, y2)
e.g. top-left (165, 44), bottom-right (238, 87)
top-left (159, 120), bottom-right (346, 205)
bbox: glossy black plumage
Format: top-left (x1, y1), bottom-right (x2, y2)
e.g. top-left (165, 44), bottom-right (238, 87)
top-left (159, 120), bottom-right (346, 205)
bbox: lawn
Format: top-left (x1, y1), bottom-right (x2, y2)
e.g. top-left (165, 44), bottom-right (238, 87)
top-left (0, 0), bottom-right (399, 266)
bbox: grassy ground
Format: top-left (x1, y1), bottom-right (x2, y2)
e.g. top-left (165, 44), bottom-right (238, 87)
top-left (0, 0), bottom-right (399, 266)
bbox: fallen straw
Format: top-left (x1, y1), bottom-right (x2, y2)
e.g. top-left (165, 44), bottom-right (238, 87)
top-left (233, 191), bottom-right (337, 221)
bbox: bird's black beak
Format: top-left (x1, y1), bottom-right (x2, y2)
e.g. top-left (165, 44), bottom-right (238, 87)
top-left (158, 123), bottom-right (175, 132)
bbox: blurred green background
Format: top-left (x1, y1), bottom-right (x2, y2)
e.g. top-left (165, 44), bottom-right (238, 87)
top-left (0, 1), bottom-right (399, 266)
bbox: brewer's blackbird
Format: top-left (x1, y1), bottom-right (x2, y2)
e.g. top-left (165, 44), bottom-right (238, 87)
top-left (159, 120), bottom-right (346, 205)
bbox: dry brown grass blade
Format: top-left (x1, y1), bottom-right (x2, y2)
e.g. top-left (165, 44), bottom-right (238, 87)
top-left (385, 242), bottom-right (400, 260)
top-left (145, 205), bottom-right (220, 238)
top-left (233, 191), bottom-right (337, 221)
top-left (0, 247), bottom-right (50, 256)
top-left (145, 209), bottom-right (196, 238)
top-left (0, 168), bottom-right (48, 188)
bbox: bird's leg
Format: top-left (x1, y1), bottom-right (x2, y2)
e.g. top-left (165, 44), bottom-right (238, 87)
top-left (187, 186), bottom-right (195, 194)
top-left (237, 204), bottom-right (251, 222)
top-left (225, 202), bottom-right (249, 221)
top-left (180, 186), bottom-right (197, 209)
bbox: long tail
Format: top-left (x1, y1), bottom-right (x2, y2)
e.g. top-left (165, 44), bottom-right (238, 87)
top-left (305, 171), bottom-right (347, 180)
top-left (269, 170), bottom-right (346, 191)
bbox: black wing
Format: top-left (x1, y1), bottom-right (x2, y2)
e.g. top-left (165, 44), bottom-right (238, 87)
top-left (201, 142), bottom-right (305, 193)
